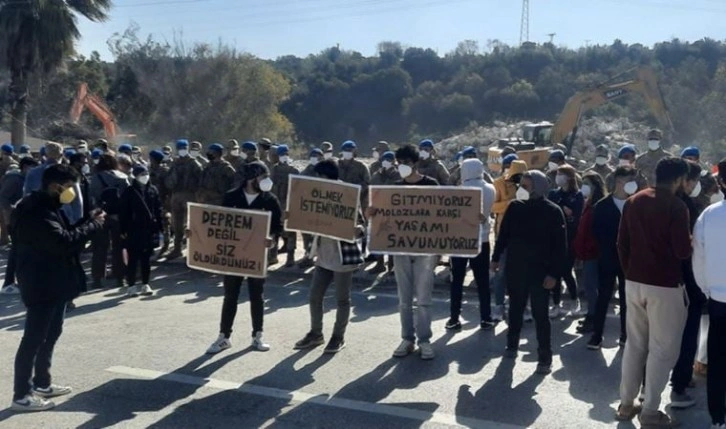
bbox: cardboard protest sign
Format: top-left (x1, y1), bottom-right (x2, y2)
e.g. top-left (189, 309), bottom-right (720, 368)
top-left (186, 203), bottom-right (270, 278)
top-left (285, 175), bottom-right (361, 243)
top-left (368, 186), bottom-right (482, 257)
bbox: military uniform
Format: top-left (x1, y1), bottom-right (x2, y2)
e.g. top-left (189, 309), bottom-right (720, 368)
top-left (225, 154), bottom-right (245, 178)
top-left (417, 158), bottom-right (450, 186)
top-left (586, 163), bottom-right (614, 181)
top-left (272, 161), bottom-right (300, 265)
top-left (448, 164), bottom-right (461, 185)
top-left (635, 148), bottom-right (673, 186)
top-left (165, 157), bottom-right (203, 256)
top-left (371, 166), bottom-right (402, 186)
top-left (339, 158), bottom-right (371, 209)
top-left (301, 164), bottom-right (316, 177)
top-left (197, 159), bottom-right (236, 205)
top-left (150, 162), bottom-right (172, 252)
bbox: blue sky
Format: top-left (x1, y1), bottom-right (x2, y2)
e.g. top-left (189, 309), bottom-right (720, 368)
top-left (77, 0), bottom-right (726, 60)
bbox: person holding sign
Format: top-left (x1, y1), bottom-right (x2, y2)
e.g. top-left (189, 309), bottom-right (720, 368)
top-left (369, 151), bottom-right (401, 273)
top-left (446, 158), bottom-right (497, 331)
top-left (491, 170), bottom-right (567, 375)
top-left (294, 159), bottom-right (366, 354)
top-left (206, 161), bottom-right (282, 354)
top-left (367, 144), bottom-right (439, 360)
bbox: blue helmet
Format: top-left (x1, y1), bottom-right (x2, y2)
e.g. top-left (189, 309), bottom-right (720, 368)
top-left (502, 154), bottom-right (519, 166)
top-left (618, 144), bottom-right (636, 158)
top-left (176, 139), bottom-right (189, 150)
top-left (276, 145), bottom-right (290, 156)
top-left (63, 148), bottom-right (77, 158)
top-left (549, 149), bottom-right (565, 161)
top-left (341, 140), bottom-right (356, 151)
top-left (208, 143), bottom-right (224, 154)
top-left (242, 141), bottom-right (257, 151)
top-left (462, 146), bottom-right (477, 157)
top-left (1, 143), bottom-right (14, 154)
top-left (118, 144), bottom-right (133, 153)
top-left (310, 148), bottom-right (323, 157)
top-left (149, 150), bottom-right (164, 162)
top-left (91, 148), bottom-right (103, 159)
top-left (680, 146), bottom-right (700, 159)
top-left (381, 151), bottom-right (395, 161)
top-left (419, 139), bottom-right (434, 149)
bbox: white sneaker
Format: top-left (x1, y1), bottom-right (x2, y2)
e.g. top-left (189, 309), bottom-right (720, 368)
top-left (206, 334), bottom-right (231, 354)
top-left (32, 384), bottom-right (72, 398)
top-left (1, 284), bottom-right (20, 295)
top-left (491, 305), bottom-right (505, 322)
top-left (549, 304), bottom-right (563, 319)
top-left (523, 307), bottom-right (533, 323)
top-left (251, 332), bottom-right (270, 352)
top-left (11, 394), bottom-right (55, 412)
top-left (568, 299), bottom-right (587, 318)
top-left (126, 285), bottom-right (140, 297)
top-left (139, 284), bottom-right (154, 296)
top-left (392, 340), bottom-right (415, 357)
top-left (419, 342), bottom-right (435, 360)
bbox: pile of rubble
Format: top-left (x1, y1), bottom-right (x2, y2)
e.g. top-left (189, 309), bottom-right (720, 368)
top-left (436, 117), bottom-right (658, 165)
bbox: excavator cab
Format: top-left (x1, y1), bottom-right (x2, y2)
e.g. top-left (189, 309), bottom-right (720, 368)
top-left (522, 122), bottom-right (553, 147)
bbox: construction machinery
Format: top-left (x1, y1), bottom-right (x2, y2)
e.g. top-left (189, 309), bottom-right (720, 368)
top-left (69, 83), bottom-right (136, 147)
top-left (487, 66), bottom-right (675, 173)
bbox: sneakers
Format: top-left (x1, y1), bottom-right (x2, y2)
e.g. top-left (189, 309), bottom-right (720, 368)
top-left (549, 304), bottom-right (563, 319)
top-left (576, 318), bottom-right (594, 334)
top-left (615, 403), bottom-right (642, 421)
top-left (294, 332), bottom-right (325, 350)
top-left (1, 284), bottom-right (20, 295)
top-left (33, 384), bottom-right (72, 399)
top-left (206, 334), bottom-right (232, 354)
top-left (638, 410), bottom-right (678, 428)
top-left (419, 342), bottom-right (435, 360)
top-left (491, 305), bottom-right (505, 322)
top-left (568, 300), bottom-right (587, 318)
top-left (126, 285), bottom-right (140, 297)
top-left (445, 318), bottom-right (462, 331)
top-left (392, 340), bottom-right (416, 358)
top-left (586, 337), bottom-right (602, 350)
top-left (139, 284), bottom-right (154, 296)
top-left (535, 362), bottom-right (552, 375)
top-left (251, 332), bottom-right (270, 352)
top-left (11, 394), bottom-right (55, 412)
top-left (523, 307), bottom-right (533, 323)
top-left (324, 336), bottom-right (346, 354)
top-left (669, 391), bottom-right (696, 409)
top-left (480, 318), bottom-right (497, 330)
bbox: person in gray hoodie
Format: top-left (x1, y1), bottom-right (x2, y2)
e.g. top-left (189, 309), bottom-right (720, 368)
top-left (446, 159), bottom-right (497, 331)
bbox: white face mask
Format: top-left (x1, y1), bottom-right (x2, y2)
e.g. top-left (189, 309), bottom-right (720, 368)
top-left (710, 190), bottom-right (724, 204)
top-left (81, 164), bottom-right (90, 175)
top-left (190, 150), bottom-right (200, 158)
top-left (372, 151), bottom-right (379, 160)
top-left (555, 174), bottom-right (567, 187)
top-left (398, 164), bottom-right (413, 178)
top-left (689, 181), bottom-right (702, 198)
top-left (280, 155), bottom-right (290, 164)
top-left (419, 150), bottom-right (431, 160)
top-left (163, 154), bottom-right (171, 161)
top-left (240, 152), bottom-right (248, 160)
top-left (259, 177), bottom-right (273, 192)
top-left (595, 157), bottom-right (608, 166)
top-left (619, 159), bottom-right (632, 167)
top-left (516, 187), bottom-right (530, 201)
top-left (624, 181), bottom-right (638, 195)
top-left (648, 140), bottom-right (660, 151)
top-left (548, 161), bottom-right (559, 171)
top-left (77, 147), bottom-right (88, 154)
top-left (136, 175), bottom-right (150, 185)
top-left (581, 184), bottom-right (592, 198)
top-left (342, 151), bottom-right (353, 160)
top-left (381, 160), bottom-right (392, 169)
top-left (178, 149), bottom-right (189, 157)
top-left (309, 157), bottom-right (319, 166)
top-left (323, 152), bottom-right (333, 160)
top-left (93, 158), bottom-right (100, 165)
top-left (230, 149), bottom-right (240, 157)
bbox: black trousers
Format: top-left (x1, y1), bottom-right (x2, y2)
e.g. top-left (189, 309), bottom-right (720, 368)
top-left (450, 243), bottom-right (491, 321)
top-left (708, 299), bottom-right (726, 425)
top-left (552, 248), bottom-right (578, 304)
top-left (3, 245), bottom-right (16, 286)
top-left (220, 276), bottom-right (265, 338)
top-left (91, 218), bottom-right (124, 281)
top-left (591, 266), bottom-right (626, 342)
top-left (670, 285), bottom-right (702, 393)
top-left (126, 248), bottom-right (152, 286)
top-left (13, 301), bottom-right (67, 400)
top-left (507, 275), bottom-right (552, 364)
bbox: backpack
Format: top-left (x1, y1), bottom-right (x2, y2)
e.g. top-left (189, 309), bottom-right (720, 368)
top-left (97, 173), bottom-right (121, 214)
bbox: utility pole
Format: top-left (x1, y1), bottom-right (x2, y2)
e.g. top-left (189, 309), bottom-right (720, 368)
top-left (520, 0), bottom-right (530, 45)
top-left (547, 33), bottom-right (556, 44)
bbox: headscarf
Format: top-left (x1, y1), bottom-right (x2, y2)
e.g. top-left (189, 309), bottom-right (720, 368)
top-left (526, 170), bottom-right (549, 199)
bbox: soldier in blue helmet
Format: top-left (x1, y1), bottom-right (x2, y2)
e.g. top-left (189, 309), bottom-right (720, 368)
top-left (416, 139), bottom-right (450, 185)
top-left (148, 149), bottom-right (172, 254)
top-left (197, 143), bottom-right (235, 205)
top-left (164, 139), bottom-right (203, 259)
top-left (338, 140), bottom-right (370, 210)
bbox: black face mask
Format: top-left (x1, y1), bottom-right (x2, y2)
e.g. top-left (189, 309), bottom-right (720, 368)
top-left (207, 153), bottom-right (216, 162)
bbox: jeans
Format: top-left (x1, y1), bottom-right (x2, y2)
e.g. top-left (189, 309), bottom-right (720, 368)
top-left (309, 266), bottom-right (353, 339)
top-left (13, 301), bottom-right (67, 400)
top-left (708, 299), bottom-right (726, 425)
top-left (552, 248), bottom-right (578, 305)
top-left (220, 276), bottom-right (265, 338)
top-left (393, 255), bottom-right (436, 344)
top-left (91, 217), bottom-right (124, 281)
top-left (450, 243), bottom-right (491, 321)
top-left (126, 248), bottom-right (152, 286)
top-left (492, 251), bottom-right (507, 306)
top-left (3, 245), bottom-right (16, 286)
top-left (582, 259), bottom-right (598, 317)
top-left (591, 267), bottom-right (626, 343)
top-left (507, 275), bottom-right (552, 364)
top-left (670, 289), bottom-right (702, 393)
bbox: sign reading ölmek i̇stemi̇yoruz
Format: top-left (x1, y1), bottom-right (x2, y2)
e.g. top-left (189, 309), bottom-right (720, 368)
top-left (186, 203), bottom-right (270, 278)
top-left (367, 186), bottom-right (482, 257)
top-left (285, 175), bottom-right (361, 243)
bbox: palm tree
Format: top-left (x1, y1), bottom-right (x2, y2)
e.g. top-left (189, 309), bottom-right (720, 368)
top-left (0, 0), bottom-right (111, 148)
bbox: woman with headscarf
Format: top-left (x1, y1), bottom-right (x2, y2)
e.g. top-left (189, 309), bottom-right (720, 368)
top-left (491, 170), bottom-right (567, 375)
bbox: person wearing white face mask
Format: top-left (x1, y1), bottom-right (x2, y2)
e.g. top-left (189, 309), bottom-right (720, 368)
top-left (165, 139), bottom-right (203, 259)
top-left (606, 144), bottom-right (648, 193)
top-left (298, 148), bottom-right (325, 268)
top-left (416, 139), bottom-right (450, 186)
top-left (320, 141), bottom-right (336, 161)
top-left (224, 139), bottom-right (244, 174)
top-left (270, 144), bottom-right (300, 267)
top-left (635, 129), bottom-right (673, 187)
top-left (119, 165), bottom-right (163, 298)
top-left (206, 161), bottom-right (282, 355)
top-left (587, 144), bottom-right (614, 180)
top-left (369, 151), bottom-right (401, 273)
top-left (190, 141), bottom-right (208, 168)
top-left (369, 141), bottom-right (390, 175)
top-left (546, 149), bottom-right (568, 190)
top-left (338, 140), bottom-right (370, 211)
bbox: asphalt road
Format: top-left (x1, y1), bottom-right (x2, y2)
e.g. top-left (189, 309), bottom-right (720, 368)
top-left (0, 249), bottom-right (714, 429)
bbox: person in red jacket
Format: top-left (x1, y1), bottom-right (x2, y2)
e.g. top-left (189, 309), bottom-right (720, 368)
top-left (573, 172), bottom-right (606, 333)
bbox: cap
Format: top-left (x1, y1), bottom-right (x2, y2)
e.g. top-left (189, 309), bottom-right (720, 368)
top-left (502, 154), bottom-right (519, 166)
top-left (259, 138), bottom-right (272, 149)
top-left (549, 149), bottom-right (565, 161)
top-left (1, 143), bottom-right (13, 154)
top-left (76, 140), bottom-right (88, 148)
top-left (132, 164), bottom-right (148, 177)
top-left (462, 146), bottom-right (477, 157)
top-left (276, 145), bottom-right (289, 156)
top-left (310, 148), bottom-right (323, 157)
top-left (149, 150), bottom-right (164, 162)
top-left (595, 144), bottom-right (609, 157)
top-left (680, 146), bottom-right (700, 158)
top-left (209, 143), bottom-right (224, 154)
top-left (63, 148), bottom-right (77, 157)
top-left (647, 129), bottom-right (663, 140)
top-left (190, 141), bottom-right (203, 151)
top-left (618, 144), bottom-right (636, 158)
top-left (243, 161), bottom-right (269, 180)
top-left (341, 140), bottom-right (356, 151)
top-left (419, 139), bottom-right (434, 149)
top-left (381, 151), bottom-right (395, 161)
top-left (242, 141), bottom-right (257, 151)
top-left (176, 139), bottom-right (189, 150)
top-left (162, 145), bottom-right (172, 154)
top-left (226, 139), bottom-right (239, 149)
top-left (376, 141), bottom-right (390, 150)
top-left (118, 144), bottom-right (132, 153)
top-left (321, 142), bottom-right (334, 152)
top-left (95, 138), bottom-right (109, 148)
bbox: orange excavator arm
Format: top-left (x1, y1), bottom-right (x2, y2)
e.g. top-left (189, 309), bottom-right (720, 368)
top-left (69, 82), bottom-right (119, 138)
top-left (551, 66), bottom-right (675, 154)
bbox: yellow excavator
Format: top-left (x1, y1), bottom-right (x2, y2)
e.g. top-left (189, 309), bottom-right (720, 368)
top-left (487, 65), bottom-right (675, 173)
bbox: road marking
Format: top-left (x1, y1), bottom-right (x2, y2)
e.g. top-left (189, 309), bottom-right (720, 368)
top-left (106, 365), bottom-right (525, 429)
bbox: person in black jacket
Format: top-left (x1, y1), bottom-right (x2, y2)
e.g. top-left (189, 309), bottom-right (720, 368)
top-left (492, 170), bottom-right (567, 375)
top-left (119, 165), bottom-right (164, 298)
top-left (587, 166), bottom-right (636, 350)
top-left (11, 164), bottom-right (105, 412)
top-left (206, 161), bottom-right (282, 354)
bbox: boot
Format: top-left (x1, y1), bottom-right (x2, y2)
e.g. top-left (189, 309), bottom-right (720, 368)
top-left (268, 247), bottom-right (279, 266)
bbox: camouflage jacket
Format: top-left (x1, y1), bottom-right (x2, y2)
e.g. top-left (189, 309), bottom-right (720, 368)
top-left (224, 154), bottom-right (245, 173)
top-left (635, 148), bottom-right (673, 186)
top-left (369, 160), bottom-right (382, 176)
top-left (339, 158), bottom-right (371, 207)
top-left (197, 160), bottom-right (236, 205)
top-left (166, 157), bottom-right (203, 194)
top-left (271, 162), bottom-right (300, 206)
top-left (371, 166), bottom-right (402, 186)
top-left (416, 159), bottom-right (450, 185)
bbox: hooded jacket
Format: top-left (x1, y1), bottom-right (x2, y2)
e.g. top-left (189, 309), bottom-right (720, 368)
top-left (460, 159), bottom-right (496, 244)
top-left (693, 201), bottom-right (726, 303)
